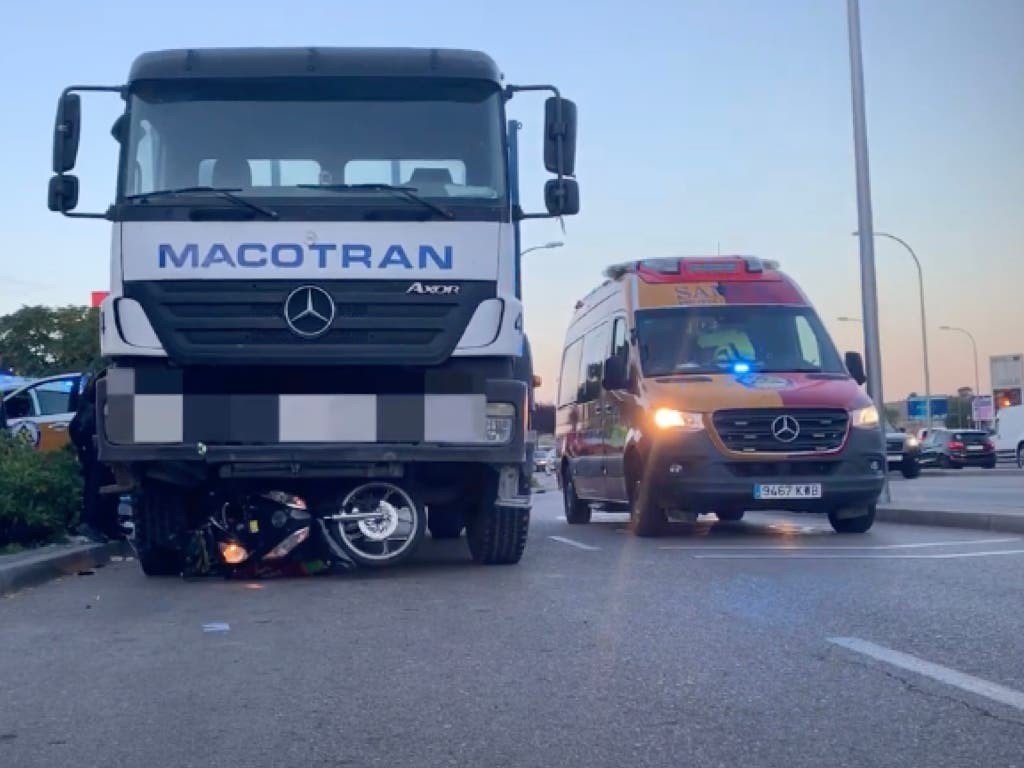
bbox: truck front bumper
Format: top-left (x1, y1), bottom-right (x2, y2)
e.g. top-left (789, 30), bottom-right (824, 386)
top-left (96, 369), bottom-right (528, 470)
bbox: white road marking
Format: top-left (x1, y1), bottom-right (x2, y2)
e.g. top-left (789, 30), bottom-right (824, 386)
top-left (660, 537), bottom-right (1020, 551)
top-left (829, 637), bottom-right (1024, 713)
top-left (692, 549), bottom-right (1024, 560)
top-left (548, 536), bottom-right (600, 551)
top-left (202, 622), bottom-right (230, 633)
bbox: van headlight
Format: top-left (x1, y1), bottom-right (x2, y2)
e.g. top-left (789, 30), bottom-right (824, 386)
top-left (851, 404), bottom-right (880, 428)
top-left (654, 408), bottom-right (704, 430)
top-left (486, 403), bottom-right (515, 444)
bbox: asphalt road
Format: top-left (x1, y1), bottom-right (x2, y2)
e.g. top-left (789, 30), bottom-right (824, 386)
top-left (2, 477), bottom-right (1023, 768)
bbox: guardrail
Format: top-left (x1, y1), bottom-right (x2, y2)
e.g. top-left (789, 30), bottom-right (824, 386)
top-left (995, 450), bottom-right (1018, 466)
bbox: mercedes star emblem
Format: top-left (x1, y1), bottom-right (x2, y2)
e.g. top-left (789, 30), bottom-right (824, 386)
top-left (283, 285), bottom-right (336, 339)
top-left (770, 414), bottom-right (800, 443)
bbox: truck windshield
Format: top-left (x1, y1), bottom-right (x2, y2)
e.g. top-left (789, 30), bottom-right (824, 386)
top-left (636, 305), bottom-right (846, 377)
top-left (119, 78), bottom-right (506, 213)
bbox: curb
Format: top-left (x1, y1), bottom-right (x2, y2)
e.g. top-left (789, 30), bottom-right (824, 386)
top-left (877, 507), bottom-right (1024, 535)
top-left (0, 541), bottom-right (128, 596)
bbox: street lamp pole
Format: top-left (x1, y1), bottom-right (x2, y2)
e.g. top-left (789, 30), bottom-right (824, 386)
top-left (853, 230), bottom-right (932, 429)
top-left (940, 325), bottom-right (980, 397)
top-left (846, 0), bottom-right (889, 502)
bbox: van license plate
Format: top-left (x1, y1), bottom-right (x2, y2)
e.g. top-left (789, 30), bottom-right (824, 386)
top-left (755, 484), bottom-right (822, 499)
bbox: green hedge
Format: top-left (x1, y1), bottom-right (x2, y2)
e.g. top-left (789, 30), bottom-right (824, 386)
top-left (0, 436), bottom-right (82, 547)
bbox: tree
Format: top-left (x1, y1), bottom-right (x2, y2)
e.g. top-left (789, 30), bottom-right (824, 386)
top-left (945, 387), bottom-right (975, 429)
top-left (0, 305), bottom-right (101, 377)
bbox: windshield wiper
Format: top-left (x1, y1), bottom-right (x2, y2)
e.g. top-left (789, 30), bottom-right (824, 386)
top-left (297, 183), bottom-right (455, 220)
top-left (124, 186), bottom-right (278, 219)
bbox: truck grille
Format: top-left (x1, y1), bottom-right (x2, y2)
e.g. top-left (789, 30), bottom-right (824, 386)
top-left (123, 280), bottom-right (496, 366)
top-left (886, 438), bottom-right (905, 453)
top-left (712, 408), bottom-right (850, 453)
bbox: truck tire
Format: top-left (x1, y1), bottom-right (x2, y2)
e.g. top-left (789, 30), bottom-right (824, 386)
top-left (561, 468), bottom-right (592, 525)
top-left (133, 483), bottom-right (190, 577)
top-left (1017, 443), bottom-right (1024, 469)
top-left (467, 474), bottom-right (529, 565)
top-left (828, 504), bottom-right (875, 534)
top-left (428, 506), bottom-right (466, 539)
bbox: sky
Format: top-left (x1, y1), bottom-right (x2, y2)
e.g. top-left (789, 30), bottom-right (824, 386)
top-left (1, 0), bottom-right (1020, 403)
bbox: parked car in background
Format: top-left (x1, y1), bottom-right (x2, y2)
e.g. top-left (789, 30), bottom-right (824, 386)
top-left (885, 422), bottom-right (921, 478)
top-left (534, 447), bottom-right (557, 474)
top-left (1, 372), bottom-right (84, 451)
top-left (919, 428), bottom-right (996, 469)
top-left (991, 404), bottom-right (1024, 467)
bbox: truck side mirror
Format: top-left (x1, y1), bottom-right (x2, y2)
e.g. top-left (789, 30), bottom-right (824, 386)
top-left (543, 96), bottom-right (577, 176)
top-left (844, 351), bottom-right (867, 385)
top-left (48, 174), bottom-right (80, 212)
top-left (52, 92), bottom-right (82, 173)
top-left (544, 178), bottom-right (580, 216)
top-left (602, 354), bottom-right (628, 391)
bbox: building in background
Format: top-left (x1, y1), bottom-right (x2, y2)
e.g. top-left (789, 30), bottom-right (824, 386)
top-left (991, 354), bottom-right (1023, 411)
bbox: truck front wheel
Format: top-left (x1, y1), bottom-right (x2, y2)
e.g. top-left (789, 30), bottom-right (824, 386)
top-left (467, 472), bottom-right (529, 565)
top-left (133, 482), bottom-right (191, 577)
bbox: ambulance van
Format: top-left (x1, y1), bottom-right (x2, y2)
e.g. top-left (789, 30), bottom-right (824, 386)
top-left (555, 256), bottom-right (885, 535)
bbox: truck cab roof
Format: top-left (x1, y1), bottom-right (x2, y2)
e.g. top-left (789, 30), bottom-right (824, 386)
top-left (127, 47), bottom-right (503, 84)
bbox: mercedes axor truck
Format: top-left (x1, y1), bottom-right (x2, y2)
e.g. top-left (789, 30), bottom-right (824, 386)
top-left (47, 47), bottom-right (579, 574)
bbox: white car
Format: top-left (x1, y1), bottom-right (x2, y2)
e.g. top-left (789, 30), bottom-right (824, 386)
top-left (534, 447), bottom-right (557, 474)
top-left (991, 405), bottom-right (1024, 466)
top-left (2, 372), bottom-right (85, 452)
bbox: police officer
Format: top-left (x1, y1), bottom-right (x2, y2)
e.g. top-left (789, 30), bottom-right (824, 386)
top-left (69, 369), bottom-right (122, 541)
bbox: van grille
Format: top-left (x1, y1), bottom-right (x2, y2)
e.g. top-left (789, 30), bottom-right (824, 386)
top-left (712, 408), bottom-right (850, 453)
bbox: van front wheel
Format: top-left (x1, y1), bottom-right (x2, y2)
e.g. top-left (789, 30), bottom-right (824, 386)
top-left (629, 479), bottom-right (667, 537)
top-left (828, 504), bottom-right (876, 534)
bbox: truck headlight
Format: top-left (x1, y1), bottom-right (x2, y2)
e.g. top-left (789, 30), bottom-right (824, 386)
top-left (654, 408), bottom-right (704, 430)
top-left (485, 403), bottom-right (515, 444)
top-left (851, 404), bottom-right (880, 428)
top-left (905, 435), bottom-right (919, 448)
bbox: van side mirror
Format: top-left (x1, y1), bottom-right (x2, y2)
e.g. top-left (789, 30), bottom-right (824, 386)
top-left (48, 174), bottom-right (79, 212)
top-left (52, 92), bottom-right (82, 173)
top-left (844, 351), bottom-right (867, 385)
top-left (544, 178), bottom-right (580, 216)
top-left (544, 97), bottom-right (577, 176)
top-left (602, 354), bottom-right (628, 391)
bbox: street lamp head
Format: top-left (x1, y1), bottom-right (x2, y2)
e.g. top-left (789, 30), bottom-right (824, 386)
top-left (939, 325), bottom-right (952, 331)
top-left (544, 241), bottom-right (565, 249)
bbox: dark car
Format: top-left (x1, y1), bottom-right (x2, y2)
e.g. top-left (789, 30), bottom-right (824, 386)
top-left (920, 428), bottom-right (997, 469)
top-left (885, 422), bottom-right (921, 478)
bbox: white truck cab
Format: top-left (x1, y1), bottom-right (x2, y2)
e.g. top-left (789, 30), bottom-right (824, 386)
top-left (47, 47), bottom-right (581, 574)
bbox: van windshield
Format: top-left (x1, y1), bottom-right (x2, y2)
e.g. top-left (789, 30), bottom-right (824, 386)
top-left (636, 305), bottom-right (846, 377)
